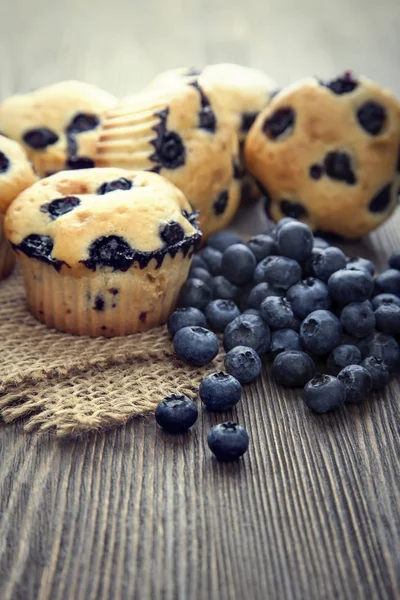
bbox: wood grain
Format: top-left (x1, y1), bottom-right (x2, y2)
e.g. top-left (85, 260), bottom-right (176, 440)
top-left (0, 0), bottom-right (400, 598)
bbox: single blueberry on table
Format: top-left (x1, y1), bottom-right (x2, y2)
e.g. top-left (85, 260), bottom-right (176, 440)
top-left (224, 346), bottom-right (262, 383)
top-left (155, 394), bottom-right (198, 433)
top-left (209, 276), bottom-right (239, 301)
top-left (286, 278), bottom-right (331, 319)
top-left (358, 332), bottom-right (400, 371)
top-left (199, 372), bottom-right (242, 411)
top-left (312, 247), bottom-right (347, 282)
top-left (272, 350), bottom-right (315, 387)
top-left (199, 246), bottom-right (222, 276)
top-left (246, 234), bottom-right (278, 262)
top-left (277, 221), bottom-right (314, 262)
top-left (221, 244), bottom-right (256, 285)
top-left (371, 294), bottom-right (400, 310)
top-left (269, 329), bottom-right (302, 355)
top-left (340, 300), bottom-right (376, 338)
top-left (205, 299), bottom-right (241, 333)
top-left (167, 307), bottom-right (207, 338)
top-left (300, 310), bottom-right (342, 355)
top-left (246, 282), bottom-right (283, 310)
top-left (388, 251), bottom-right (400, 271)
top-left (259, 296), bottom-right (294, 330)
top-left (254, 255), bottom-right (301, 290)
top-left (328, 269), bottom-right (374, 305)
top-left (189, 267), bottom-right (212, 283)
top-left (207, 422), bottom-right (249, 461)
top-left (173, 326), bottom-right (219, 366)
top-left (327, 344), bottom-right (361, 376)
top-left (303, 375), bottom-right (346, 414)
top-left (361, 356), bottom-right (390, 390)
top-left (374, 269), bottom-right (400, 297)
top-left (346, 256), bottom-right (375, 276)
top-left (223, 314), bottom-right (270, 356)
top-left (338, 365), bottom-right (372, 404)
top-left (207, 231), bottom-right (243, 252)
top-left (374, 303), bottom-right (400, 335)
top-left (178, 278), bottom-right (212, 310)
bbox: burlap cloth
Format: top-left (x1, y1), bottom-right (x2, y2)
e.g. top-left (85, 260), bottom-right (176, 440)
top-left (0, 268), bottom-right (224, 436)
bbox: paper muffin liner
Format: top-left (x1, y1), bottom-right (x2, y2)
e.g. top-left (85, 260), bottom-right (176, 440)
top-left (18, 252), bottom-right (192, 337)
top-left (0, 215), bottom-right (16, 280)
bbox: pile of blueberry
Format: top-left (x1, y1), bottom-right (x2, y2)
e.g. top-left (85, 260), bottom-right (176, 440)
top-left (155, 217), bottom-right (400, 461)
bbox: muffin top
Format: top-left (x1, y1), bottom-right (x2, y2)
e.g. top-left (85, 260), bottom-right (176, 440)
top-left (245, 72), bottom-right (400, 238)
top-left (5, 168), bottom-right (201, 275)
top-left (0, 81), bottom-right (117, 177)
top-left (0, 135), bottom-right (37, 214)
top-left (145, 63), bottom-right (278, 142)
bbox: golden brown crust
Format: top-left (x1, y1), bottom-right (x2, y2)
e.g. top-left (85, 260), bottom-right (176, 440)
top-left (0, 81), bottom-right (117, 177)
top-left (0, 135), bottom-right (37, 214)
top-left (96, 83), bottom-right (240, 238)
top-left (245, 75), bottom-right (400, 239)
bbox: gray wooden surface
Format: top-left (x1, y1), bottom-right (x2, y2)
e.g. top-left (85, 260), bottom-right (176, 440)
top-left (1, 1), bottom-right (400, 599)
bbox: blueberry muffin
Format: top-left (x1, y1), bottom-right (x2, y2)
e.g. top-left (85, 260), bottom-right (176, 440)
top-left (0, 135), bottom-right (37, 279)
top-left (0, 81), bottom-right (117, 178)
top-left (245, 72), bottom-right (400, 239)
top-left (96, 82), bottom-right (240, 238)
top-left (146, 63), bottom-right (278, 204)
top-left (5, 168), bottom-right (201, 336)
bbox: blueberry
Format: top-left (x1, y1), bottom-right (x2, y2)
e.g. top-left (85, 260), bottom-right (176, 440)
top-left (254, 256), bottom-right (301, 290)
top-left (205, 299), bottom-right (241, 333)
top-left (300, 310), bottom-right (342, 355)
top-left (287, 278), bottom-right (331, 319)
top-left (340, 300), bottom-right (376, 338)
top-left (191, 254), bottom-right (208, 271)
top-left (277, 221), bottom-right (313, 262)
top-left (324, 151), bottom-right (356, 185)
top-left (290, 316), bottom-right (302, 332)
top-left (270, 217), bottom-right (297, 239)
top-left (199, 246), bottom-right (222, 276)
top-left (279, 200), bottom-right (308, 220)
top-left (155, 394), bottom-right (198, 433)
top-left (224, 346), bottom-right (262, 383)
top-left (327, 344), bottom-right (361, 376)
top-left (209, 276), bottom-right (239, 301)
top-left (346, 256), bottom-right (375, 276)
top-left (160, 221), bottom-right (185, 246)
top-left (313, 237), bottom-right (330, 249)
top-left (371, 294), bottom-right (400, 310)
top-left (173, 326), bottom-right (219, 366)
top-left (358, 332), bottom-right (400, 371)
top-left (302, 248), bottom-right (322, 278)
top-left (207, 422), bottom-right (249, 461)
top-left (374, 269), bottom-right (400, 296)
top-left (189, 267), bottom-right (212, 283)
top-left (374, 303), bottom-right (400, 335)
top-left (167, 307), bottom-right (207, 338)
top-left (178, 278), bottom-right (212, 310)
top-left (246, 234), bottom-right (278, 262)
top-left (322, 72), bottom-right (358, 95)
top-left (260, 296), bottom-right (294, 329)
top-left (207, 231), bottom-right (243, 253)
top-left (357, 101), bottom-right (386, 136)
top-left (40, 196), bottom-right (81, 219)
top-left (221, 244), bottom-right (256, 285)
top-left (272, 350), bottom-right (315, 387)
top-left (269, 329), bottom-right (302, 355)
top-left (199, 372), bottom-right (242, 411)
top-left (388, 251), bottom-right (400, 271)
top-left (23, 127), bottom-right (58, 149)
top-left (303, 375), bottom-right (346, 414)
top-left (328, 269), bottom-right (374, 305)
top-left (0, 151), bottom-right (9, 173)
top-left (246, 282), bottom-right (283, 309)
top-left (263, 107), bottom-right (295, 139)
top-left (312, 247), bottom-right (347, 282)
top-left (223, 314), bottom-right (270, 355)
top-left (361, 356), bottom-right (390, 390)
top-left (243, 308), bottom-right (261, 317)
top-left (338, 365), bottom-right (372, 404)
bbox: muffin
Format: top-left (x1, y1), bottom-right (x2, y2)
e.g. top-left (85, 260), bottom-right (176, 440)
top-left (0, 81), bottom-right (117, 177)
top-left (96, 82), bottom-right (239, 239)
top-left (145, 63), bottom-right (278, 203)
top-left (245, 72), bottom-right (400, 239)
top-left (0, 135), bottom-right (37, 279)
top-left (5, 168), bottom-right (201, 336)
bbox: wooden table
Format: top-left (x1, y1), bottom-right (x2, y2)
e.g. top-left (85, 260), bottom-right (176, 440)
top-left (1, 1), bottom-right (399, 598)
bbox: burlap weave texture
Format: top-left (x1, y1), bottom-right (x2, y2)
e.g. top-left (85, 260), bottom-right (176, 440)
top-left (0, 268), bottom-right (223, 436)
